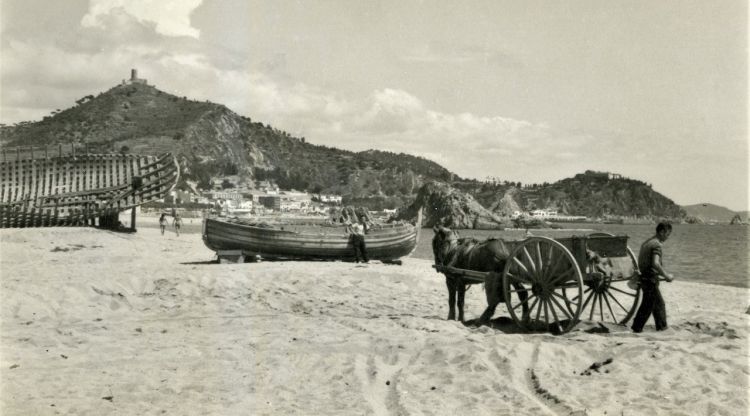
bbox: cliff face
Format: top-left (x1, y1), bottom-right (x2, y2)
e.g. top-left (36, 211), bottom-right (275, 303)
top-left (179, 107), bottom-right (269, 179)
top-left (395, 181), bottom-right (510, 229)
top-left (486, 186), bottom-right (523, 216)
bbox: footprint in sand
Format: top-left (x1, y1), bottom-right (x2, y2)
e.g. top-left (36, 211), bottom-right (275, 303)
top-left (91, 286), bottom-right (133, 311)
top-left (354, 352), bottom-right (409, 416)
top-left (681, 321), bottom-right (739, 339)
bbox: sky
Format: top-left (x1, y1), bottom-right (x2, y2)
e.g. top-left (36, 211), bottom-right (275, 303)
top-left (1, 0), bottom-right (747, 211)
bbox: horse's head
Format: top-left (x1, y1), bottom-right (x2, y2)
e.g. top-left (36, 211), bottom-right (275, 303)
top-left (432, 225), bottom-right (460, 266)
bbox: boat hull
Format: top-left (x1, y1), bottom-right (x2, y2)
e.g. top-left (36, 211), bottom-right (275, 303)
top-left (202, 217), bottom-right (419, 261)
top-left (0, 151), bottom-right (179, 228)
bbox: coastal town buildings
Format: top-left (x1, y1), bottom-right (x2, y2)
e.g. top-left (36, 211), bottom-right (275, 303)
top-left (156, 177), bottom-right (341, 217)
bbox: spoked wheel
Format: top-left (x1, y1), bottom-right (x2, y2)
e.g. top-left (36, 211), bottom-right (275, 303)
top-left (568, 232), bottom-right (642, 325)
top-left (502, 237), bottom-right (584, 334)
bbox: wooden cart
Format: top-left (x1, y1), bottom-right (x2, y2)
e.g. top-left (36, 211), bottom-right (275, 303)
top-left (434, 233), bottom-right (641, 334)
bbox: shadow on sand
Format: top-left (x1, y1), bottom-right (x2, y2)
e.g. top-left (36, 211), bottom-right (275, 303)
top-left (462, 316), bottom-right (582, 335)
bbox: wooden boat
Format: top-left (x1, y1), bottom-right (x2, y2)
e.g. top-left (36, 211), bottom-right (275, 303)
top-left (0, 147), bottom-right (179, 228)
top-left (202, 213), bottom-right (421, 262)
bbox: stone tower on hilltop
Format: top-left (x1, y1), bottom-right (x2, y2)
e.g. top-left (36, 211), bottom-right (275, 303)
top-left (128, 68), bottom-right (147, 85)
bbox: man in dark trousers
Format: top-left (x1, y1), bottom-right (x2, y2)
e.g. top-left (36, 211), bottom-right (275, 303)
top-left (347, 216), bottom-right (369, 263)
top-left (631, 221), bottom-right (675, 333)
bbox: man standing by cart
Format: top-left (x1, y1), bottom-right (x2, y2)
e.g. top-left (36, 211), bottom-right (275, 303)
top-left (631, 221), bottom-right (675, 333)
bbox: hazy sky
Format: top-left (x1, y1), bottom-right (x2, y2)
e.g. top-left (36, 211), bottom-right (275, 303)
top-left (1, 0), bottom-right (747, 210)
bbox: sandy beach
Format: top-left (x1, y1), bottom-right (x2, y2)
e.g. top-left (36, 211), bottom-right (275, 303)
top-left (1, 225), bottom-right (748, 415)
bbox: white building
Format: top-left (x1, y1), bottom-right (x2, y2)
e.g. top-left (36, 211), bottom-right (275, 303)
top-left (530, 209), bottom-right (558, 218)
top-left (209, 191), bottom-right (243, 202)
top-left (318, 194), bottom-right (343, 204)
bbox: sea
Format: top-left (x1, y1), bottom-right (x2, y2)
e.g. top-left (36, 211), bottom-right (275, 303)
top-left (411, 223), bottom-right (749, 289)
top-left (154, 218), bottom-right (748, 289)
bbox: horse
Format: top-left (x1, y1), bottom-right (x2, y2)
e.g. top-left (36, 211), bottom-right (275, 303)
top-left (432, 225), bottom-right (529, 325)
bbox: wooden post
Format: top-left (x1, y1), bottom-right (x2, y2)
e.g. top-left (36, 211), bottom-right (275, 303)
top-left (130, 207), bottom-right (136, 231)
top-left (72, 142), bottom-right (75, 158)
top-left (20, 202), bottom-right (29, 228)
top-left (16, 146), bottom-right (20, 161)
top-left (45, 145), bottom-right (48, 159)
top-left (58, 143), bottom-right (62, 158)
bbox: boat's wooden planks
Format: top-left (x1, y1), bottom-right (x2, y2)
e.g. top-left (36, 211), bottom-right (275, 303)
top-left (203, 217), bottom-right (419, 260)
top-left (0, 151), bottom-right (179, 228)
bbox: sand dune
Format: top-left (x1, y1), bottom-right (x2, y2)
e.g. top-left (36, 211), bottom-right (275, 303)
top-left (1, 227), bottom-right (748, 415)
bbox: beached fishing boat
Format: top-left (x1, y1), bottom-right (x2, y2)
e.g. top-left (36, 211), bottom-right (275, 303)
top-left (202, 213), bottom-right (421, 262)
top-left (0, 146), bottom-right (179, 228)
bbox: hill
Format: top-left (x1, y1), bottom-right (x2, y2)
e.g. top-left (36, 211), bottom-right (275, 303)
top-left (681, 203), bottom-right (743, 224)
top-left (0, 77), bottom-right (686, 219)
top-left (0, 80), bottom-right (452, 209)
top-left (453, 171), bottom-right (684, 220)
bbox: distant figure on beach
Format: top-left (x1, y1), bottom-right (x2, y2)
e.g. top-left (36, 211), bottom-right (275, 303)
top-left (159, 213), bottom-right (169, 236)
top-left (631, 221), bottom-right (675, 333)
top-left (173, 214), bottom-right (183, 237)
top-left (347, 216), bottom-right (368, 263)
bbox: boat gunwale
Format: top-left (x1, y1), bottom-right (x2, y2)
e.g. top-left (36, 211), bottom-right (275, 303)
top-left (210, 217), bottom-right (417, 238)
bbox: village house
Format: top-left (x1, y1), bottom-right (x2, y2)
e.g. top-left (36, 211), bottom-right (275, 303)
top-left (531, 209), bottom-right (558, 218)
top-left (167, 189), bottom-right (195, 204)
top-left (258, 195), bottom-right (281, 211)
top-left (280, 190), bottom-right (313, 212)
top-left (317, 194), bottom-right (342, 204)
top-left (207, 191), bottom-right (243, 203)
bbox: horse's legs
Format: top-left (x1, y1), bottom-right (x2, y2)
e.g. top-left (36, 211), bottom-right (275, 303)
top-left (446, 276), bottom-right (456, 320)
top-left (456, 278), bottom-right (466, 322)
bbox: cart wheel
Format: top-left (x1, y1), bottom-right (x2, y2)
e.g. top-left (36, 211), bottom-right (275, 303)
top-left (573, 232), bottom-right (642, 325)
top-left (502, 236), bottom-right (584, 334)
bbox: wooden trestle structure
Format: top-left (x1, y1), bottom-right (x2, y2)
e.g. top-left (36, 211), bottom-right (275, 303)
top-left (0, 146), bottom-right (179, 229)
